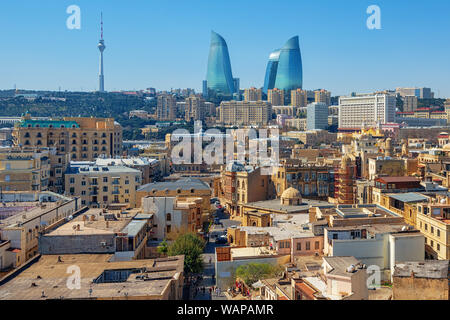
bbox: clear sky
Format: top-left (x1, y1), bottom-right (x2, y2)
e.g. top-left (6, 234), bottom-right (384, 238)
top-left (0, 0), bottom-right (449, 97)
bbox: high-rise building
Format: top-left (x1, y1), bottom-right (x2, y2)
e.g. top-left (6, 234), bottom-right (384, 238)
top-left (268, 88), bottom-right (284, 106)
top-left (156, 94), bottom-right (177, 121)
top-left (244, 87), bottom-right (262, 102)
top-left (314, 89), bottom-right (331, 107)
top-left (205, 31), bottom-right (236, 97)
top-left (97, 13), bottom-right (106, 92)
top-left (307, 102), bottom-right (329, 130)
top-left (403, 95), bottom-right (418, 112)
top-left (263, 36), bottom-right (303, 93)
top-left (338, 94), bottom-right (396, 129)
top-left (185, 95), bottom-right (206, 122)
top-left (291, 89), bottom-right (307, 108)
top-left (218, 101), bottom-right (272, 126)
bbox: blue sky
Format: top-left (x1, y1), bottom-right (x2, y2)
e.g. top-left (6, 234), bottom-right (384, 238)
top-left (0, 0), bottom-right (449, 97)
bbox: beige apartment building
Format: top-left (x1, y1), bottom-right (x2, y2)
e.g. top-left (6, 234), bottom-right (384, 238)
top-left (314, 89), bottom-right (331, 106)
top-left (416, 200), bottom-right (450, 260)
top-left (244, 87), bottom-right (262, 102)
top-left (184, 95), bottom-right (206, 122)
top-left (268, 88), bottom-right (285, 106)
top-left (0, 147), bottom-right (50, 192)
top-left (13, 113), bottom-right (122, 161)
top-left (156, 94), bottom-right (177, 121)
top-left (218, 100), bottom-right (272, 126)
top-left (291, 89), bottom-right (307, 109)
top-left (65, 164), bottom-right (142, 208)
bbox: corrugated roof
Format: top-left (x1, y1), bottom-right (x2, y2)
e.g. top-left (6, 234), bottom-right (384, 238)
top-left (389, 193), bottom-right (428, 203)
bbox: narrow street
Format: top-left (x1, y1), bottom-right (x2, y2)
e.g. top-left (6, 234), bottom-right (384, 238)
top-left (191, 207), bottom-right (241, 300)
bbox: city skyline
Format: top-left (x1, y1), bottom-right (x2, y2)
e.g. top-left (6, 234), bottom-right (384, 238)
top-left (0, 0), bottom-right (449, 97)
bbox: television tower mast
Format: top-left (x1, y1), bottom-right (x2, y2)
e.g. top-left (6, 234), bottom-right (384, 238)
top-left (97, 12), bottom-right (106, 92)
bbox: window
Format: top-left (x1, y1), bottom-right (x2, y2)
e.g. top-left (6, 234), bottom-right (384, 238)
top-left (81, 191), bottom-right (86, 195)
top-left (437, 243), bottom-right (440, 251)
top-left (103, 196), bottom-right (108, 202)
top-left (125, 180), bottom-right (129, 185)
top-left (103, 186), bottom-right (108, 192)
top-left (306, 242), bottom-right (311, 250)
top-left (437, 229), bottom-right (440, 237)
top-left (103, 177), bottom-right (108, 183)
top-left (69, 187), bottom-right (74, 194)
top-left (70, 178), bottom-right (75, 184)
top-left (5, 175), bottom-right (10, 182)
top-left (296, 243), bottom-right (301, 251)
top-left (125, 189), bottom-right (129, 194)
top-left (315, 241), bottom-right (320, 250)
top-left (431, 226), bottom-right (434, 234)
top-left (425, 224), bottom-right (428, 231)
top-left (81, 181), bottom-right (86, 186)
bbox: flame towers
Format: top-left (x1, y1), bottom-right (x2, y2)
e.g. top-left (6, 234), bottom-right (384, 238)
top-left (263, 36), bottom-right (303, 93)
top-left (205, 31), bottom-right (236, 98)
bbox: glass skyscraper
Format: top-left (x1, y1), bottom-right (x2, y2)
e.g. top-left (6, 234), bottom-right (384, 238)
top-left (263, 36), bottom-right (303, 93)
top-left (205, 31), bottom-right (235, 97)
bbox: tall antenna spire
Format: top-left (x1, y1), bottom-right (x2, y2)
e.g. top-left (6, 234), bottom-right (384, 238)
top-left (100, 12), bottom-right (103, 40)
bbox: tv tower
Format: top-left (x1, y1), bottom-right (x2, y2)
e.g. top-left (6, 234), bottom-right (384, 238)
top-left (97, 13), bottom-right (106, 92)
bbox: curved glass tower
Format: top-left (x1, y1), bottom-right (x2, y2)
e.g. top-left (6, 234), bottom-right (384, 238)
top-left (263, 36), bottom-right (303, 93)
top-left (206, 31), bottom-right (235, 97)
top-left (263, 49), bottom-right (280, 94)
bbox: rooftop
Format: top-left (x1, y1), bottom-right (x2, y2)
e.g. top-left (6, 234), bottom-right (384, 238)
top-left (230, 247), bottom-right (278, 259)
top-left (243, 198), bottom-right (332, 214)
top-left (138, 178), bottom-right (211, 192)
top-left (66, 165), bottom-right (141, 175)
top-left (394, 260), bottom-right (449, 279)
top-left (0, 254), bottom-right (184, 300)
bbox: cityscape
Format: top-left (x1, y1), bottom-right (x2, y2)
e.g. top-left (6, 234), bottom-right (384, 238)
top-left (0, 0), bottom-right (449, 309)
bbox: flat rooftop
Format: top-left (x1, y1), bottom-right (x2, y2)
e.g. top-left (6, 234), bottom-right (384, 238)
top-left (230, 247), bottom-right (278, 259)
top-left (0, 254), bottom-right (184, 300)
top-left (45, 208), bottom-right (143, 237)
top-left (394, 260), bottom-right (449, 279)
top-left (0, 201), bottom-right (59, 227)
top-left (243, 198), bottom-right (332, 214)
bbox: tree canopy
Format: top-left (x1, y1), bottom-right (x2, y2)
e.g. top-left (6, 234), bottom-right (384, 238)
top-left (235, 263), bottom-right (284, 286)
top-left (167, 232), bottom-right (205, 274)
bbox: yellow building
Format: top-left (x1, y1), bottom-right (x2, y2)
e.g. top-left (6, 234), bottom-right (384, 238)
top-left (416, 199), bottom-right (450, 260)
top-left (244, 87), bottom-right (262, 102)
top-left (268, 88), bottom-right (285, 106)
top-left (314, 89), bottom-right (331, 106)
top-left (65, 164), bottom-right (142, 208)
top-left (291, 89), bottom-right (307, 108)
top-left (218, 100), bottom-right (272, 126)
top-left (136, 178), bottom-right (212, 215)
top-left (0, 147), bottom-right (50, 192)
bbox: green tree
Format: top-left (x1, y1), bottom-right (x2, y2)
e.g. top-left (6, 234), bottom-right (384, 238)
top-left (157, 239), bottom-right (168, 255)
top-left (235, 263), bottom-right (283, 286)
top-left (167, 232), bottom-right (205, 274)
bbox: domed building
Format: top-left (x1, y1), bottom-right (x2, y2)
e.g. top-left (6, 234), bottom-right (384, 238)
top-left (280, 187), bottom-right (302, 206)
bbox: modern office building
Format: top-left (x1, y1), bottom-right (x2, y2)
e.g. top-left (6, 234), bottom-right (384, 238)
top-left (244, 87), bottom-right (262, 102)
top-left (338, 94), bottom-right (396, 130)
top-left (307, 102), bottom-right (329, 130)
top-left (205, 31), bottom-right (236, 97)
top-left (218, 101), bottom-right (272, 126)
top-left (268, 88), bottom-right (285, 106)
top-left (263, 36), bottom-right (303, 93)
top-left (396, 87), bottom-right (434, 99)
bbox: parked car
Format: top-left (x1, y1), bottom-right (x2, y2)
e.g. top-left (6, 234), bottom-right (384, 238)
top-left (215, 235), bottom-right (228, 244)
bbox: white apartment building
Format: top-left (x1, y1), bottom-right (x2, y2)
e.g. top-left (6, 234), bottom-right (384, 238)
top-left (338, 94), bottom-right (396, 129)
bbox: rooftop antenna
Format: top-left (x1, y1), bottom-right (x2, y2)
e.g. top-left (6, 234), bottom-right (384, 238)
top-left (100, 12), bottom-right (104, 40)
